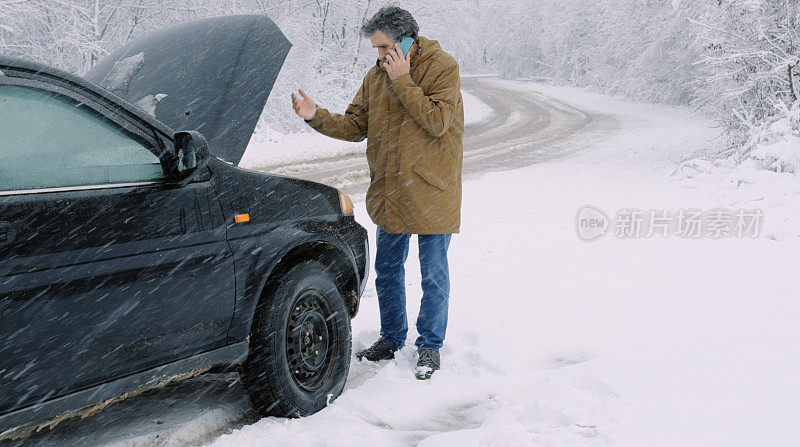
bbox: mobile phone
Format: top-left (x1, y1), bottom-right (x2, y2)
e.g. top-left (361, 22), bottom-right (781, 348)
top-left (398, 36), bottom-right (414, 57)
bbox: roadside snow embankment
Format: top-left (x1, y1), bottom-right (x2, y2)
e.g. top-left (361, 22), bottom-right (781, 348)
top-left (461, 89), bottom-right (493, 126)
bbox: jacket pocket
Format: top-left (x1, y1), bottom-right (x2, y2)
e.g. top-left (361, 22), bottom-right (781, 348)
top-left (413, 161), bottom-right (448, 191)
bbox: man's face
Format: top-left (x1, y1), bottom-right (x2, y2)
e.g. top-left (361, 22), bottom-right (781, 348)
top-left (369, 30), bottom-right (398, 63)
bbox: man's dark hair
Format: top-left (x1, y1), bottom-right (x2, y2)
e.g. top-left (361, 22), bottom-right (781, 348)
top-left (360, 6), bottom-right (419, 41)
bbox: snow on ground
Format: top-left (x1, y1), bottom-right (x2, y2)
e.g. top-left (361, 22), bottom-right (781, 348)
top-left (239, 89), bottom-right (493, 170)
top-left (461, 89), bottom-right (494, 126)
top-left (209, 80), bottom-right (800, 446)
top-left (239, 129), bottom-right (365, 169)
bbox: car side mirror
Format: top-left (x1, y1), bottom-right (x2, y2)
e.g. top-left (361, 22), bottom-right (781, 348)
top-left (172, 130), bottom-right (210, 185)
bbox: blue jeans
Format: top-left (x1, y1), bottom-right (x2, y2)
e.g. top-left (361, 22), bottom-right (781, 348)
top-left (374, 226), bottom-right (452, 351)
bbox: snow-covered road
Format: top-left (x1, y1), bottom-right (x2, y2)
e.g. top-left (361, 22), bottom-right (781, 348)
top-left (11, 79), bottom-right (800, 447)
top-left (242, 76), bottom-right (613, 194)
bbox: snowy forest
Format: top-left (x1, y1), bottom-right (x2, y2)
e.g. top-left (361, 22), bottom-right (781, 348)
top-left (2, 0), bottom-right (798, 172)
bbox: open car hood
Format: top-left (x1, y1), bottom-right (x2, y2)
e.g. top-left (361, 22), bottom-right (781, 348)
top-left (85, 15), bottom-right (291, 165)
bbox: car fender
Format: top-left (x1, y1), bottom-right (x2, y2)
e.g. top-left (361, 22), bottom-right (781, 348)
top-left (225, 221), bottom-right (361, 344)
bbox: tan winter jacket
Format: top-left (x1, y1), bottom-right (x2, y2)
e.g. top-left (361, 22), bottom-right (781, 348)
top-left (306, 36), bottom-right (464, 234)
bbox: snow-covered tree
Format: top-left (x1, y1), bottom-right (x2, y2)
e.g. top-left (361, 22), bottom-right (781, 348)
top-left (693, 0), bottom-right (800, 170)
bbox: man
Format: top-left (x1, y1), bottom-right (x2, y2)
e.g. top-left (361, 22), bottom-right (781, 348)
top-left (291, 6), bottom-right (463, 380)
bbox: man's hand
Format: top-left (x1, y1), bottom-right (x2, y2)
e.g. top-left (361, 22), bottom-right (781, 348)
top-left (292, 88), bottom-right (317, 120)
top-left (385, 42), bottom-right (411, 81)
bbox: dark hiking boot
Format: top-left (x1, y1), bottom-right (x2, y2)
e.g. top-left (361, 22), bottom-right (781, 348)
top-left (356, 338), bottom-right (398, 362)
top-left (415, 349), bottom-right (441, 380)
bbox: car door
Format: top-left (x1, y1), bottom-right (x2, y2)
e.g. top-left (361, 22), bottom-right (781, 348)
top-left (0, 78), bottom-right (235, 414)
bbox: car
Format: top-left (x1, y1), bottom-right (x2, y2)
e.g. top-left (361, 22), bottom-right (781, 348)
top-left (0, 14), bottom-right (368, 439)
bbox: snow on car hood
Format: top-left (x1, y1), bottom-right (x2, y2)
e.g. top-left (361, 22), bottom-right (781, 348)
top-left (85, 15), bottom-right (291, 166)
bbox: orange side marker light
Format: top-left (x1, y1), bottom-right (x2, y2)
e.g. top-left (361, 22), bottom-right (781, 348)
top-left (339, 190), bottom-right (354, 215)
top-left (234, 213), bottom-right (250, 223)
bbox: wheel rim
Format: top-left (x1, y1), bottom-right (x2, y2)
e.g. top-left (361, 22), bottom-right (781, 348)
top-left (286, 289), bottom-right (334, 391)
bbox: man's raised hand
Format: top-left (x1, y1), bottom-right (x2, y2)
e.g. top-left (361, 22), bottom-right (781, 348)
top-left (292, 88), bottom-right (317, 120)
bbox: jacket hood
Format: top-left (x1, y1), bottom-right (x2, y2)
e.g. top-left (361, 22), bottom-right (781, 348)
top-left (375, 36), bottom-right (442, 72)
top-left (85, 15), bottom-right (291, 165)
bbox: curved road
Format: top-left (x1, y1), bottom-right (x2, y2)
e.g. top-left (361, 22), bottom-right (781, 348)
top-left (8, 77), bottom-right (614, 447)
top-left (255, 76), bottom-right (613, 196)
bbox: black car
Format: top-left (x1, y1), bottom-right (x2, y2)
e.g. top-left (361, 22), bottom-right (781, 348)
top-left (0, 15), bottom-right (368, 439)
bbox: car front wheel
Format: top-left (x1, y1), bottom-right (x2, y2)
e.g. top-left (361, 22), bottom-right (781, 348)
top-left (241, 260), bottom-right (352, 417)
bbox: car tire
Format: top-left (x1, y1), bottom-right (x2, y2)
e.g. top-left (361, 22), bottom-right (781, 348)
top-left (241, 259), bottom-right (351, 417)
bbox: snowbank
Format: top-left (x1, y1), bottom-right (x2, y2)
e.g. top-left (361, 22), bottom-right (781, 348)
top-left (461, 89), bottom-right (492, 126)
top-left (747, 102), bottom-right (800, 174)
